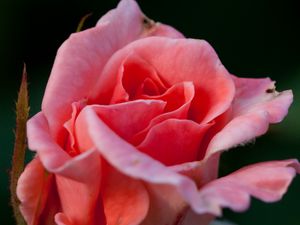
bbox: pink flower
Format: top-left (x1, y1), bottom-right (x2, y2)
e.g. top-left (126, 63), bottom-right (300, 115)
top-left (17, 0), bottom-right (299, 225)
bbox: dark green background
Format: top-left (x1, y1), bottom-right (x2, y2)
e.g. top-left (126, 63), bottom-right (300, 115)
top-left (1, 0), bottom-right (299, 224)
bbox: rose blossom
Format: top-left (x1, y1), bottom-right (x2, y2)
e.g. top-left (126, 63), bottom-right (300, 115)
top-left (16, 0), bottom-right (299, 225)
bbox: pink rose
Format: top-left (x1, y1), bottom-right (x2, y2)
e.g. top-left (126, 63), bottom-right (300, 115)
top-left (17, 0), bottom-right (299, 225)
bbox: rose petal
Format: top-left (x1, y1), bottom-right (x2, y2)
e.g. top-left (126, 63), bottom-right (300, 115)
top-left (91, 37), bottom-right (235, 124)
top-left (102, 166), bottom-right (149, 225)
top-left (38, 181), bottom-right (61, 225)
top-left (17, 157), bottom-right (55, 225)
top-left (205, 77), bottom-right (293, 159)
top-left (137, 119), bottom-right (212, 165)
top-left (74, 100), bottom-right (166, 152)
top-left (132, 82), bottom-right (195, 145)
top-left (27, 113), bottom-right (70, 170)
top-left (179, 211), bottom-right (215, 225)
top-left (63, 101), bottom-right (87, 156)
top-left (27, 112), bottom-right (103, 224)
top-left (42, 0), bottom-right (182, 140)
top-left (79, 106), bottom-right (224, 215)
top-left (170, 153), bottom-right (221, 187)
top-left (195, 159), bottom-right (300, 215)
top-left (55, 213), bottom-right (73, 225)
top-left (140, 183), bottom-right (186, 225)
top-left (56, 171), bottom-right (104, 225)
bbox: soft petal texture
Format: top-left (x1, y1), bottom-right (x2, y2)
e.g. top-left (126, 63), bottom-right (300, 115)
top-left (195, 159), bottom-right (300, 215)
top-left (74, 100), bottom-right (166, 152)
top-left (138, 119), bottom-right (211, 165)
top-left (17, 157), bottom-right (54, 225)
top-left (101, 166), bottom-right (149, 225)
top-left (27, 113), bottom-right (104, 225)
top-left (91, 37), bottom-right (235, 124)
top-left (141, 155), bottom-right (221, 225)
top-left (170, 153), bottom-right (221, 188)
top-left (55, 213), bottom-right (73, 225)
top-left (132, 82), bottom-right (196, 145)
top-left (27, 113), bottom-right (70, 170)
top-left (141, 184), bottom-right (186, 225)
top-left (42, 0), bottom-right (182, 140)
top-left (38, 181), bottom-right (61, 225)
top-left (63, 101), bottom-right (86, 156)
top-left (205, 77), bottom-right (293, 159)
top-left (79, 107), bottom-right (203, 211)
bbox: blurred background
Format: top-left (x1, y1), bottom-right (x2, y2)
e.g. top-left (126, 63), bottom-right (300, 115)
top-left (1, 0), bottom-right (299, 224)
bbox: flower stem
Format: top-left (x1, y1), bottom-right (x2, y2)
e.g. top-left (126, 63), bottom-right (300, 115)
top-left (10, 64), bottom-right (29, 225)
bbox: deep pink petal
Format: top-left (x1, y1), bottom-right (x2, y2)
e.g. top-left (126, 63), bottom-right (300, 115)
top-left (132, 82), bottom-right (195, 145)
top-left (205, 77), bottom-right (293, 159)
top-left (91, 37), bottom-right (235, 124)
top-left (42, 0), bottom-right (181, 140)
top-left (74, 100), bottom-right (166, 152)
top-left (79, 107), bottom-right (204, 210)
top-left (101, 166), bottom-right (149, 225)
top-left (137, 119), bottom-right (211, 165)
top-left (55, 213), bottom-right (73, 225)
top-left (17, 157), bottom-right (54, 225)
top-left (196, 159), bottom-right (300, 215)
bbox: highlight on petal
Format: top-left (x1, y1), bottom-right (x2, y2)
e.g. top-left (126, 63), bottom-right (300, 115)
top-left (17, 157), bottom-right (54, 225)
top-left (42, 0), bottom-right (183, 140)
top-left (55, 213), bottom-right (73, 225)
top-left (195, 159), bottom-right (300, 215)
top-left (205, 77), bottom-right (293, 159)
top-left (102, 166), bottom-right (149, 225)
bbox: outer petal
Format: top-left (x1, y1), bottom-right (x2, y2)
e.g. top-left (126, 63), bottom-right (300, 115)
top-left (196, 159), bottom-right (300, 215)
top-left (42, 0), bottom-right (182, 139)
top-left (205, 77), bottom-right (293, 159)
top-left (27, 113), bottom-right (103, 225)
top-left (140, 184), bottom-right (186, 225)
top-left (80, 107), bottom-right (300, 216)
top-left (17, 157), bottom-right (55, 225)
top-left (91, 37), bottom-right (235, 124)
top-left (141, 155), bottom-right (220, 225)
top-left (101, 166), bottom-right (149, 225)
top-left (79, 107), bottom-right (224, 215)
